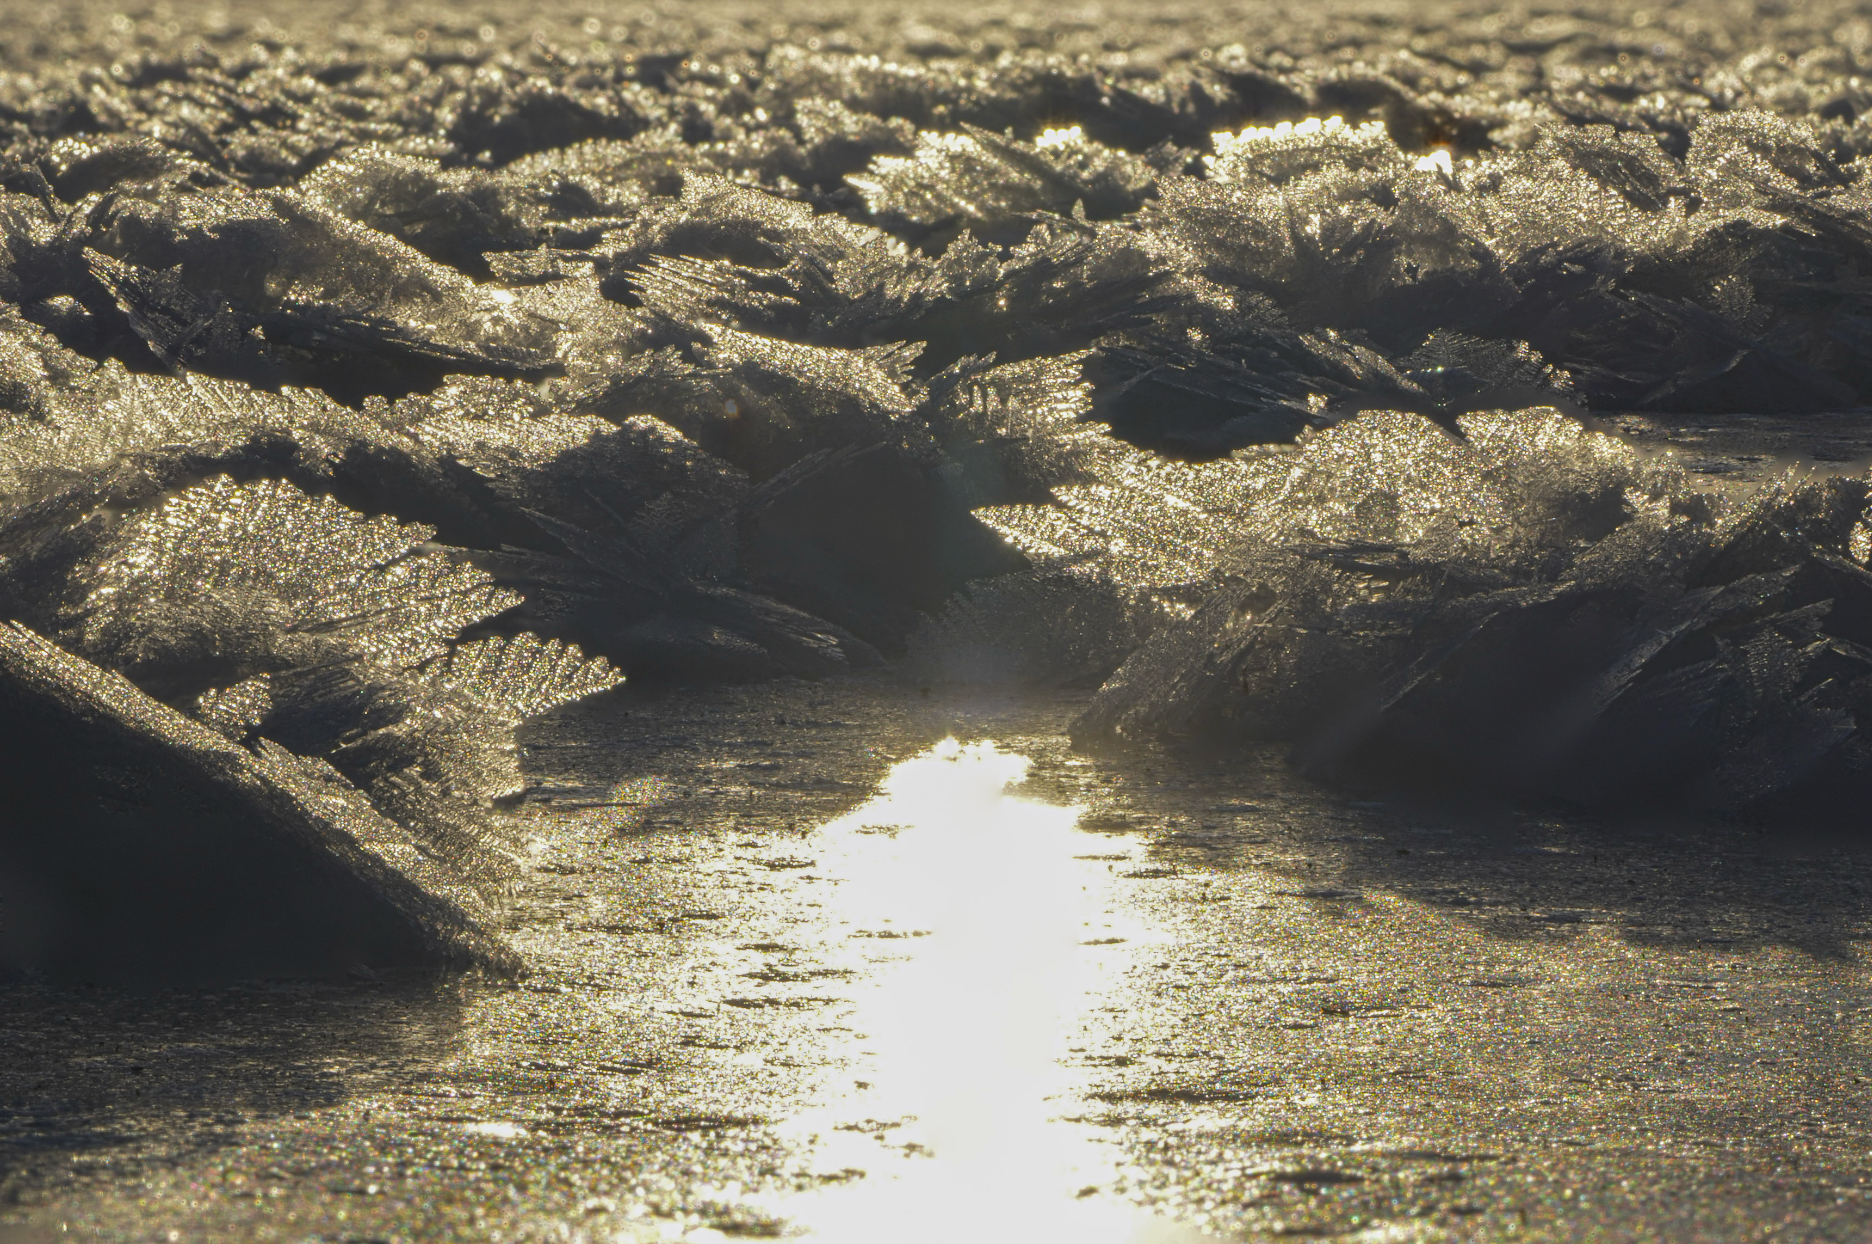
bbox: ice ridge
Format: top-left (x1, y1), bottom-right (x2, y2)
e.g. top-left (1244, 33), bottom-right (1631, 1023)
top-left (7, 2), bottom-right (1872, 977)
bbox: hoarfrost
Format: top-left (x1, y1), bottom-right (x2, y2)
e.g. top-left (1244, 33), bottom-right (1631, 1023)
top-left (1071, 408), bottom-right (1872, 818)
top-left (13, 3), bottom-right (1872, 977)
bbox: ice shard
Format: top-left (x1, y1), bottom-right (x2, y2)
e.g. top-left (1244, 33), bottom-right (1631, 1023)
top-left (0, 623), bottom-right (520, 984)
top-left (1066, 409), bottom-right (1872, 818)
top-left (13, 3), bottom-right (1872, 988)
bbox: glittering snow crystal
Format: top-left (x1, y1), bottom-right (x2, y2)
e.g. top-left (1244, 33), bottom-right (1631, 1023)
top-left (0, 471), bottom-right (620, 980)
top-left (1203, 116), bottom-right (1402, 185)
top-left (73, 476), bottom-right (516, 682)
top-left (1071, 408), bottom-right (1872, 819)
top-left (0, 622), bottom-right (521, 983)
top-left (18, 4), bottom-right (1872, 981)
top-left (849, 123), bottom-right (1163, 229)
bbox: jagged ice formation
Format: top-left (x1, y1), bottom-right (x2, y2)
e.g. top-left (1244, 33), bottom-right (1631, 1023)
top-left (7, 0), bottom-right (1872, 978)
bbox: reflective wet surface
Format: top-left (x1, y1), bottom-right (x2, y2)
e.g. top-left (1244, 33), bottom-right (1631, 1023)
top-left (6, 677), bottom-right (1872, 1241)
top-left (743, 739), bottom-right (1201, 1243)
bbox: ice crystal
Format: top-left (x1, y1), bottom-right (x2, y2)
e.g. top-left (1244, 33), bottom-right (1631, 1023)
top-left (55, 474), bottom-right (620, 864)
top-left (978, 444), bottom-right (1256, 599)
top-left (1068, 407), bottom-right (1872, 818)
top-left (17, 1), bottom-right (1872, 976)
top-left (428, 632), bottom-right (625, 723)
top-left (921, 350), bottom-right (1103, 500)
top-left (1204, 116), bottom-right (1400, 185)
top-left (85, 182), bottom-right (561, 384)
top-left (74, 475), bottom-right (516, 681)
top-left (299, 145), bottom-right (556, 274)
top-left (849, 123), bottom-right (1161, 227)
top-left (0, 623), bottom-right (519, 982)
top-left (904, 565), bottom-right (1156, 687)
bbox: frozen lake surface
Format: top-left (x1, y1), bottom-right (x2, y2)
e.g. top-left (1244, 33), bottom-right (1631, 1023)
top-left (6, 677), bottom-right (1872, 1240)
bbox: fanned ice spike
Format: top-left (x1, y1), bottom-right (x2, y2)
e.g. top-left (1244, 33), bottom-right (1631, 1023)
top-left (18, 8), bottom-right (1872, 989)
top-left (1064, 407), bottom-right (1872, 817)
top-left (849, 123), bottom-right (1161, 228)
top-left (922, 351), bottom-right (1106, 500)
top-left (0, 623), bottom-right (520, 983)
top-left (427, 632), bottom-right (624, 723)
top-left (74, 475), bottom-right (520, 681)
top-left (977, 447), bottom-right (1257, 597)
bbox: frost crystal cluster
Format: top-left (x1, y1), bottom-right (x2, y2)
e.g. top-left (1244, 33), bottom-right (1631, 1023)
top-left (6, 1), bottom-right (1872, 977)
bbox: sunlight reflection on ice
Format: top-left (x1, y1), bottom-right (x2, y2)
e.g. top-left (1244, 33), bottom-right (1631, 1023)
top-left (760, 739), bottom-right (1212, 1243)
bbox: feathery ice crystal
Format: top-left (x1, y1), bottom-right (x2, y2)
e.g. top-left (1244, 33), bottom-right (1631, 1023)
top-left (8, 1), bottom-right (1872, 978)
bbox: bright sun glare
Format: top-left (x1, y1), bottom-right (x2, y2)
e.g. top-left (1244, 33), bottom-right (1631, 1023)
top-left (752, 739), bottom-right (1212, 1243)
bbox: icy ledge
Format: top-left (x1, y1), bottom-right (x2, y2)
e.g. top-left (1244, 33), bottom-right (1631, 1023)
top-left (0, 623), bottom-right (523, 984)
top-left (1054, 409), bottom-right (1872, 822)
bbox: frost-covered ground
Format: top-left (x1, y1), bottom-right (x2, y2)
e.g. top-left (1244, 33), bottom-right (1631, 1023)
top-left (7, 0), bottom-right (1872, 1238)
